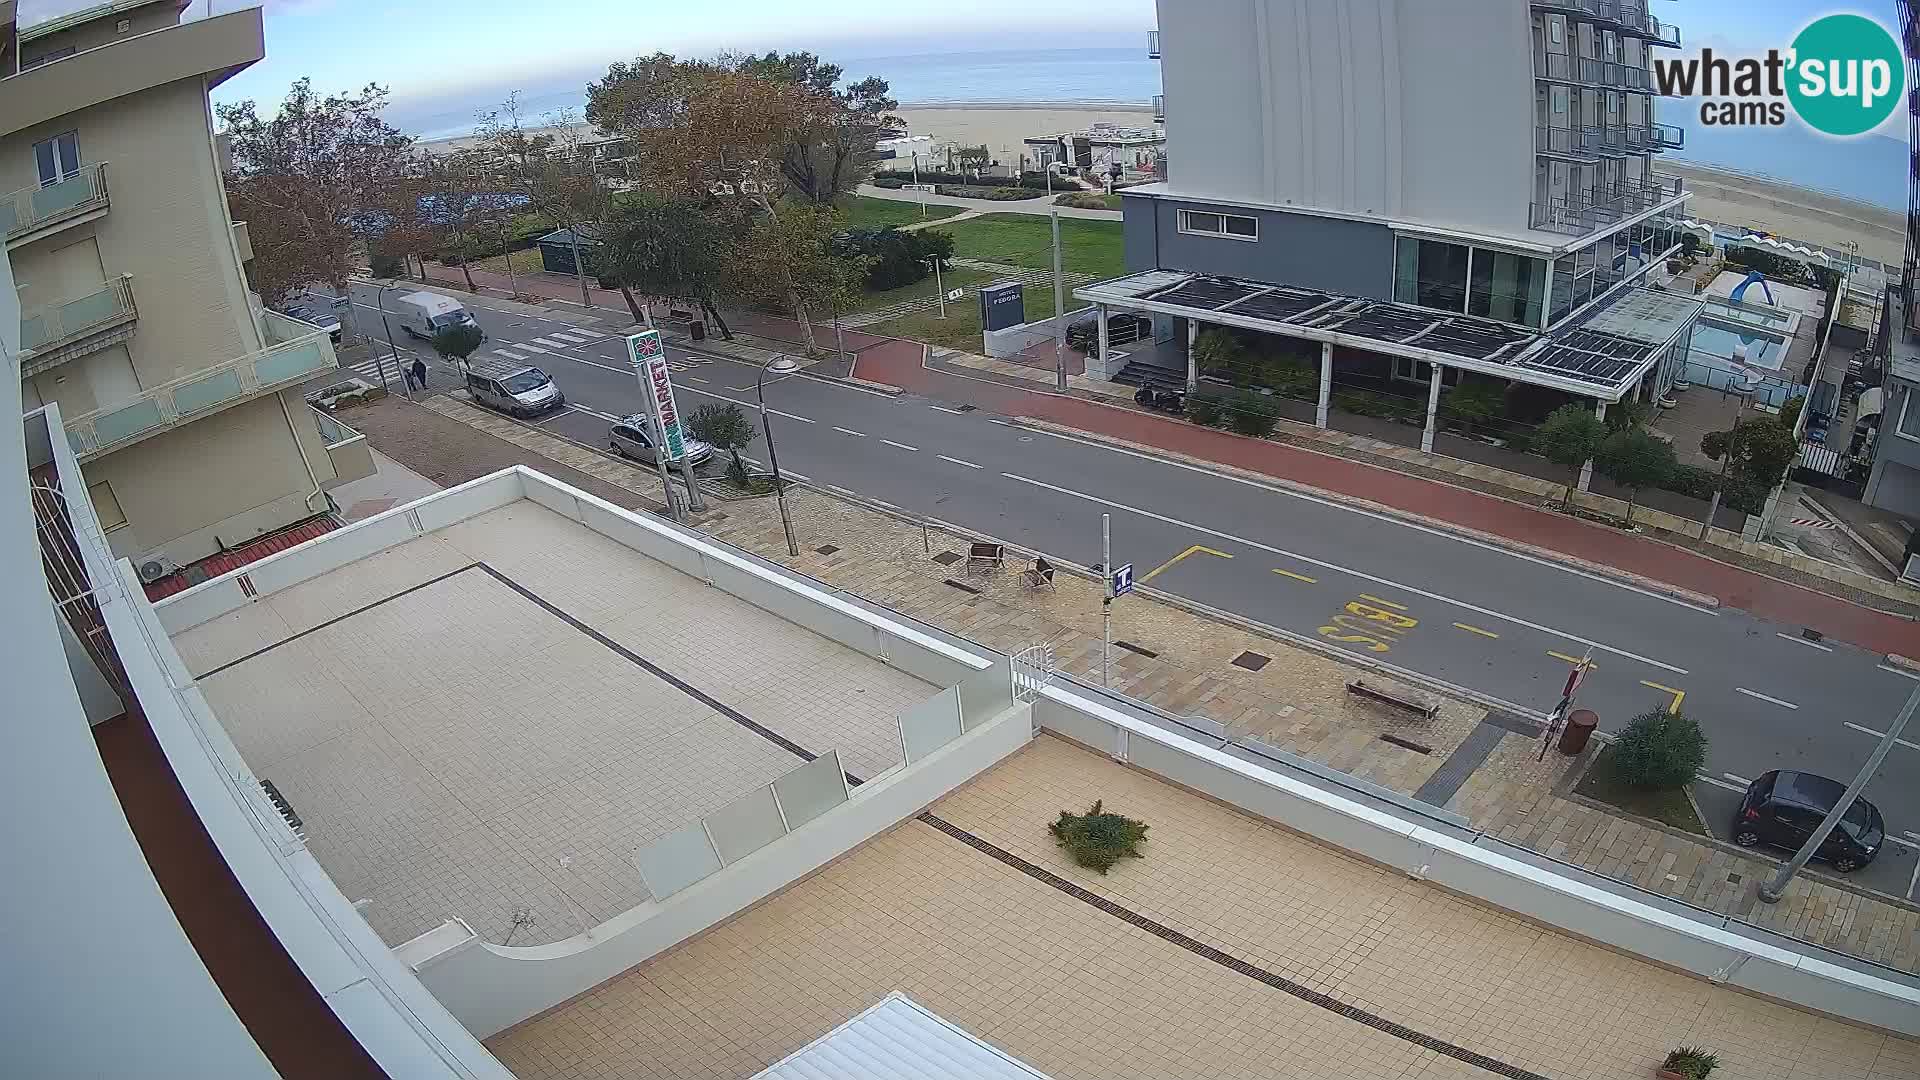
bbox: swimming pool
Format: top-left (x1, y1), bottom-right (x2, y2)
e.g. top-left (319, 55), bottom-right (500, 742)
top-left (1690, 322), bottom-right (1783, 369)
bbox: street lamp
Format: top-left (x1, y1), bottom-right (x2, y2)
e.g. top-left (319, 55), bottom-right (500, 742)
top-left (373, 282), bottom-right (410, 400)
top-left (757, 355), bottom-right (801, 557)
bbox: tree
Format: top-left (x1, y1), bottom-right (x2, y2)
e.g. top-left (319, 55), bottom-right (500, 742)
top-left (587, 55), bottom-right (820, 200)
top-left (218, 79), bottom-right (416, 305)
top-left (839, 226), bottom-right (952, 290)
top-left (739, 202), bottom-right (866, 354)
top-left (729, 51), bottom-right (905, 203)
top-left (405, 150), bottom-right (525, 292)
top-left (1609, 709), bottom-right (1708, 791)
top-left (686, 403), bottom-right (759, 486)
top-left (1190, 327), bottom-right (1243, 375)
top-left (591, 197), bottom-right (748, 340)
top-left (430, 323), bottom-right (484, 368)
top-left (1049, 800), bottom-right (1149, 874)
top-left (1700, 416), bottom-right (1799, 512)
top-left (1535, 404), bottom-right (1608, 510)
top-left (1596, 428), bottom-right (1677, 526)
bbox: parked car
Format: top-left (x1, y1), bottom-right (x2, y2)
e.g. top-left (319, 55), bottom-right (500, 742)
top-left (1732, 770), bottom-right (1884, 872)
top-left (277, 301), bottom-right (343, 344)
top-left (608, 415), bottom-right (713, 469)
top-left (465, 360), bottom-right (563, 417)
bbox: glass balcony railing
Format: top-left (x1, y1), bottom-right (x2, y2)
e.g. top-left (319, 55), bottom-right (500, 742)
top-left (1153, 94), bottom-right (1165, 121)
top-left (1147, 29), bottom-right (1160, 58)
top-left (19, 276), bottom-right (137, 366)
top-left (1, 163), bottom-right (110, 244)
top-left (64, 326), bottom-right (338, 461)
top-left (1649, 121), bottom-right (1685, 149)
top-left (1530, 176), bottom-right (1683, 236)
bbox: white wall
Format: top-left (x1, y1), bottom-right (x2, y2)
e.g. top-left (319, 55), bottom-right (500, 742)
top-left (1158, 0), bottom-right (1537, 237)
top-left (398, 703), bottom-right (1035, 1039)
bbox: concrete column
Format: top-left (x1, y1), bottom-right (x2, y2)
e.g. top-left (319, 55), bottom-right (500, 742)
top-left (1186, 318), bottom-right (1199, 391)
top-left (1315, 341), bottom-right (1333, 429)
top-left (1093, 303), bottom-right (1111, 380)
top-left (1578, 400), bottom-right (1607, 491)
top-left (1422, 366), bottom-right (1445, 453)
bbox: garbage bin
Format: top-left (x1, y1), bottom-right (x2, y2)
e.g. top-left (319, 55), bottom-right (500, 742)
top-left (690, 320), bottom-right (707, 341)
top-left (1558, 709), bottom-right (1598, 755)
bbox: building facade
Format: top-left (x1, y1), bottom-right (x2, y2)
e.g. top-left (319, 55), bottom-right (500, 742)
top-left (3, 0), bottom-right (357, 577)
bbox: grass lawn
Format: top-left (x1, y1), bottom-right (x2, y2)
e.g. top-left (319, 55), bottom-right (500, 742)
top-left (1573, 745), bottom-right (1709, 837)
top-left (939, 213), bottom-right (1126, 280)
top-left (455, 250), bottom-right (541, 278)
top-left (844, 267), bottom-right (997, 316)
top-left (836, 194), bottom-right (963, 230)
top-left (866, 279), bottom-right (1065, 354)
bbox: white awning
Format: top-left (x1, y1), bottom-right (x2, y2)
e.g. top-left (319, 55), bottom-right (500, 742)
top-left (1858, 386), bottom-right (1885, 420)
top-left (753, 993), bottom-right (1058, 1080)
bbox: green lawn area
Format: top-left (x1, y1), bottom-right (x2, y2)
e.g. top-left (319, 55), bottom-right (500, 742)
top-left (836, 194), bottom-right (963, 229)
top-left (938, 213), bottom-right (1125, 281)
top-left (1573, 745), bottom-right (1709, 837)
top-left (866, 278), bottom-right (1065, 354)
top-left (844, 267), bottom-right (997, 316)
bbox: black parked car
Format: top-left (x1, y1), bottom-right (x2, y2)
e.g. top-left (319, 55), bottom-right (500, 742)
top-left (1732, 770), bottom-right (1884, 872)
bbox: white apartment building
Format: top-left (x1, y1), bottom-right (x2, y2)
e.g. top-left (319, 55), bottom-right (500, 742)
top-left (1083, 0), bottom-right (1705, 467)
top-left (3, 0), bottom-right (365, 583)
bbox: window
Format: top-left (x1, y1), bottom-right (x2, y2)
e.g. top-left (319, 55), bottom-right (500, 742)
top-left (21, 45), bottom-right (77, 70)
top-left (1178, 208), bottom-right (1258, 241)
top-left (34, 131), bottom-right (80, 186)
top-left (87, 480), bottom-right (127, 532)
top-left (1899, 387), bottom-right (1920, 441)
top-left (1468, 250), bottom-right (1547, 326)
top-left (1548, 17), bottom-right (1564, 45)
top-left (1393, 237), bottom-right (1469, 312)
top-left (1392, 357), bottom-right (1460, 387)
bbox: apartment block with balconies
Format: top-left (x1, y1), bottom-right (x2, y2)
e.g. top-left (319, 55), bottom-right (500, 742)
top-left (2, 0), bottom-right (361, 574)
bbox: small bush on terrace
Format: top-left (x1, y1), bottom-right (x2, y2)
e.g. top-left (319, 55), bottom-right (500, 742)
top-left (1050, 800), bottom-right (1149, 874)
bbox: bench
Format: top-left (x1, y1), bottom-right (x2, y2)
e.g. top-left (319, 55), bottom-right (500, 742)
top-left (1020, 556), bottom-right (1056, 590)
top-left (966, 542), bottom-right (1006, 574)
top-left (1346, 680), bottom-right (1439, 721)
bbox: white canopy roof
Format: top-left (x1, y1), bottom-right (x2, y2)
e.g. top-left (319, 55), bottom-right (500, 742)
top-left (753, 993), bottom-right (1057, 1080)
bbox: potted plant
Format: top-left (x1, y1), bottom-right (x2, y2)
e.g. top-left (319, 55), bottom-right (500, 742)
top-left (1657, 1046), bottom-right (1719, 1080)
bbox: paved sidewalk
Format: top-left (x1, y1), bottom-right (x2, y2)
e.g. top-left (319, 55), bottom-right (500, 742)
top-left (855, 182), bottom-right (1123, 220)
top-left (338, 393), bottom-right (1920, 973)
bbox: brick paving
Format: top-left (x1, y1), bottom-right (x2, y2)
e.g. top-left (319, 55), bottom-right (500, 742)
top-left (344, 393), bottom-right (1920, 973)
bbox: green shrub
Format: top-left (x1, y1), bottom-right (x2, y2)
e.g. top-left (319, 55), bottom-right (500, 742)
top-left (369, 252), bottom-right (405, 279)
top-left (1609, 710), bottom-right (1708, 791)
top-left (1660, 1047), bottom-right (1720, 1080)
top-left (1440, 377), bottom-right (1508, 434)
top-left (1185, 388), bottom-right (1226, 427)
top-left (1661, 463), bottom-right (1722, 501)
top-left (1224, 392), bottom-right (1280, 437)
top-left (870, 177), bottom-right (906, 189)
top-left (1049, 800), bottom-right (1149, 874)
top-left (1502, 430), bottom-right (1534, 455)
top-left (1190, 327), bottom-right (1242, 375)
top-left (1055, 192), bottom-right (1116, 210)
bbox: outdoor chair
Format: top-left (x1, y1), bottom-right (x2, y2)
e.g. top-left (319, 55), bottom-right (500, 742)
top-left (966, 541), bottom-right (1006, 574)
top-left (1021, 557), bottom-right (1056, 590)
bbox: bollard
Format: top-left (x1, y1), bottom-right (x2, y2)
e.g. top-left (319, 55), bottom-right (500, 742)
top-left (1558, 709), bottom-right (1599, 755)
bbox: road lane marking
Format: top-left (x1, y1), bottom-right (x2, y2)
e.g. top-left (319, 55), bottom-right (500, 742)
top-left (1454, 622), bottom-right (1500, 639)
top-left (1358, 594), bottom-right (1406, 610)
top-left (1696, 775), bottom-right (1746, 793)
top-left (1879, 664), bottom-right (1920, 680)
top-left (929, 405), bottom-right (968, 415)
top-left (882, 439), bottom-right (919, 452)
top-left (999, 471), bottom-right (1689, 675)
top-left (1547, 651), bottom-right (1596, 668)
top-left (997, 421), bottom-right (1718, 614)
top-left (530, 336), bottom-right (569, 348)
top-left (510, 342), bottom-right (553, 353)
top-left (687, 376), bottom-right (710, 384)
top-left (1640, 680), bottom-right (1685, 713)
top-left (566, 404), bottom-right (621, 422)
top-left (728, 386), bottom-right (755, 392)
top-left (549, 331), bottom-right (591, 343)
top-left (1140, 544), bottom-right (1233, 584)
top-left (490, 348), bottom-right (527, 360)
top-left (1735, 687), bottom-right (1799, 710)
top-left (1842, 721), bottom-right (1920, 750)
top-left (1272, 568), bottom-right (1318, 584)
top-left (939, 455), bottom-right (982, 469)
top-left (1776, 632), bottom-right (1834, 652)
top-left (834, 427), bottom-right (867, 437)
top-left (1722, 772), bottom-right (1753, 786)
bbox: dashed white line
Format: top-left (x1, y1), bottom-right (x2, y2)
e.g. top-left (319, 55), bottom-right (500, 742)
top-left (939, 455), bottom-right (983, 469)
top-left (999, 471), bottom-right (1688, 675)
top-left (834, 427), bottom-right (867, 437)
top-left (677, 384), bottom-right (814, 423)
top-left (1721, 772), bottom-right (1753, 787)
top-left (1695, 775), bottom-right (1747, 793)
top-left (1776, 632), bottom-right (1834, 652)
top-left (882, 439), bottom-right (919, 452)
top-left (1879, 664), bottom-right (1920, 681)
top-left (510, 342), bottom-right (553, 354)
top-left (1734, 687), bottom-right (1799, 710)
top-left (549, 331), bottom-right (591, 343)
top-left (1842, 721), bottom-right (1920, 750)
top-left (530, 336), bottom-right (569, 348)
top-left (490, 348), bottom-right (527, 361)
top-left (929, 405), bottom-right (968, 415)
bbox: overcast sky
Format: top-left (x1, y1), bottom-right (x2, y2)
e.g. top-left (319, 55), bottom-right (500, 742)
top-left (12, 0), bottom-right (1908, 137)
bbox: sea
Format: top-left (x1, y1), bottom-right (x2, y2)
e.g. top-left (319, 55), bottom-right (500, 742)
top-left (413, 47), bottom-right (1908, 212)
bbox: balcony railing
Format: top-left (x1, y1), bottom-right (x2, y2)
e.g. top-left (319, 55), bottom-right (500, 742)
top-left (1530, 176), bottom-right (1682, 236)
top-left (310, 405), bottom-right (376, 488)
top-left (1532, 0), bottom-right (1679, 45)
top-left (64, 327), bottom-right (338, 462)
top-left (1, 163), bottom-right (110, 246)
top-left (20, 276), bottom-right (137, 371)
top-left (1647, 14), bottom-right (1681, 47)
top-left (1147, 29), bottom-right (1160, 58)
top-left (1648, 121), bottom-right (1684, 149)
top-left (1153, 94), bottom-right (1165, 121)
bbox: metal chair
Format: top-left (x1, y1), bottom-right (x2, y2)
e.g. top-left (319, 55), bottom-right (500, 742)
top-left (1021, 556), bottom-right (1056, 590)
top-left (966, 541), bottom-right (1006, 574)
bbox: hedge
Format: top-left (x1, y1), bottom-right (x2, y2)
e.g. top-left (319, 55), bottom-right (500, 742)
top-left (872, 169), bottom-right (1052, 191)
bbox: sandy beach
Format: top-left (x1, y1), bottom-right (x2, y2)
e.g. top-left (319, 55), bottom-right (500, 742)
top-left (897, 102), bottom-right (1156, 164)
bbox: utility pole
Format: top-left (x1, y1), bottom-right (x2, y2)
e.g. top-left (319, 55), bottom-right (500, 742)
top-left (568, 228), bottom-right (590, 309)
top-left (1101, 513), bottom-right (1113, 687)
top-left (1700, 397), bottom-right (1745, 541)
top-left (499, 219), bottom-right (518, 297)
top-left (932, 257), bottom-right (947, 319)
top-left (1052, 210), bottom-right (1068, 391)
top-left (374, 283), bottom-right (410, 401)
top-left (912, 151), bottom-right (925, 219)
top-left (1759, 683), bottom-right (1916, 902)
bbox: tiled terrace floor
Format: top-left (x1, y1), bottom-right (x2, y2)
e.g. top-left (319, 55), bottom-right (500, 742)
top-left (491, 736), bottom-right (1919, 1080)
top-left (172, 501), bottom-right (931, 946)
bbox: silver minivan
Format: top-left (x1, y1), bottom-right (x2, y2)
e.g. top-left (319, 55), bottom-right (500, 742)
top-left (609, 415), bottom-right (714, 468)
top-left (465, 360), bottom-right (563, 417)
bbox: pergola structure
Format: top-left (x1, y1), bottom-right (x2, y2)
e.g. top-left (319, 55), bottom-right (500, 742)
top-left (1075, 270), bottom-right (1702, 485)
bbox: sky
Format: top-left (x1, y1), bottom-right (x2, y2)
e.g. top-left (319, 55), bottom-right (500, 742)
top-left (11, 0), bottom-right (1911, 138)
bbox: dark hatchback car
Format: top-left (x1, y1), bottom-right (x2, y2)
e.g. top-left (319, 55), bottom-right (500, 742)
top-left (1733, 770), bottom-right (1885, 872)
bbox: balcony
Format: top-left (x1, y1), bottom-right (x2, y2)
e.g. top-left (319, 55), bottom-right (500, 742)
top-left (19, 275), bottom-right (139, 377)
top-left (1531, 0), bottom-right (1680, 46)
top-left (1529, 175), bottom-right (1684, 237)
top-left (1536, 125), bottom-right (1603, 160)
top-left (310, 405), bottom-right (375, 489)
top-left (1153, 94), bottom-right (1165, 122)
top-left (1148, 29), bottom-right (1160, 58)
top-left (1649, 121), bottom-right (1685, 149)
top-left (2, 163), bottom-right (110, 249)
top-left (63, 324), bottom-right (338, 462)
top-left (1537, 52), bottom-right (1654, 92)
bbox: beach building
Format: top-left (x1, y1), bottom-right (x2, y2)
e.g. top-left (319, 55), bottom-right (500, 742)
top-left (1023, 124), bottom-right (1165, 181)
top-left (1080, 0), bottom-right (1705, 490)
top-left (3, 0), bottom-right (355, 584)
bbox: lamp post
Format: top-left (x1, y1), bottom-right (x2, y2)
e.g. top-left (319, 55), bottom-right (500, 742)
top-left (373, 282), bottom-right (410, 401)
top-left (498, 219), bottom-right (518, 298)
top-left (757, 355), bottom-right (801, 557)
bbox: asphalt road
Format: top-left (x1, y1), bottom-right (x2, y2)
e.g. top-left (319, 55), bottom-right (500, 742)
top-left (336, 283), bottom-right (1920, 901)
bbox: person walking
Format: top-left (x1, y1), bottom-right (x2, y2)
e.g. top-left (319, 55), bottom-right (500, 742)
top-left (409, 357), bottom-right (429, 392)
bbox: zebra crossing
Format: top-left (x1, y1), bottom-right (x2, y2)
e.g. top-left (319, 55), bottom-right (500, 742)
top-left (340, 322), bottom-right (711, 384)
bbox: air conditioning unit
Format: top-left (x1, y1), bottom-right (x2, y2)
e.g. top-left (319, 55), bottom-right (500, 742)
top-left (136, 556), bottom-right (179, 584)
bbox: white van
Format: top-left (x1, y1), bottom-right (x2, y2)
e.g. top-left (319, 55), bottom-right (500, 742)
top-left (392, 291), bottom-right (485, 342)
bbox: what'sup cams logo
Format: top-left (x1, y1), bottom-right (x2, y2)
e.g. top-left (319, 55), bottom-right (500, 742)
top-left (1652, 13), bottom-right (1904, 136)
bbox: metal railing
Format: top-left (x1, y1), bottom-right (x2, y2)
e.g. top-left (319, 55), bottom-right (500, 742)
top-left (1647, 14), bottom-right (1681, 47)
top-left (19, 275), bottom-right (136, 361)
top-left (261, 307), bottom-right (326, 346)
top-left (63, 328), bottom-right (337, 461)
top-left (1538, 52), bottom-right (1654, 92)
top-left (309, 404), bottom-right (362, 449)
top-left (1532, 175), bottom-right (1683, 235)
top-left (1152, 94), bottom-right (1165, 121)
top-left (1649, 121), bottom-right (1685, 149)
top-left (1147, 29), bottom-right (1160, 58)
top-left (1, 163), bottom-right (109, 243)
top-left (1535, 125), bottom-right (1599, 158)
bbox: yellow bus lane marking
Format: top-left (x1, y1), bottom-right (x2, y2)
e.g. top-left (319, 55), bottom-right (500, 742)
top-left (1140, 544), bottom-right (1234, 584)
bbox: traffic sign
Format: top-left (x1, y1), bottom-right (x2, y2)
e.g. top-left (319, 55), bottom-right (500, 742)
top-left (1110, 562), bottom-right (1135, 598)
top-left (1561, 653), bottom-right (1593, 699)
top-left (946, 288), bottom-right (964, 302)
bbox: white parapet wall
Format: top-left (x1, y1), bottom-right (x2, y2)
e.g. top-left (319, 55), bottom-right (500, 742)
top-left (1032, 689), bottom-right (1920, 1038)
top-left (396, 702), bottom-right (1035, 1038)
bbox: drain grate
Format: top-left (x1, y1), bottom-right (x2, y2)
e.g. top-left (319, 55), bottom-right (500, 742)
top-left (1232, 651), bottom-right (1271, 671)
top-left (1379, 734), bottom-right (1433, 755)
top-left (943, 578), bottom-right (982, 594)
top-left (1114, 640), bottom-right (1158, 658)
top-left (931, 550), bottom-right (962, 566)
top-left (814, 544), bottom-right (840, 556)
